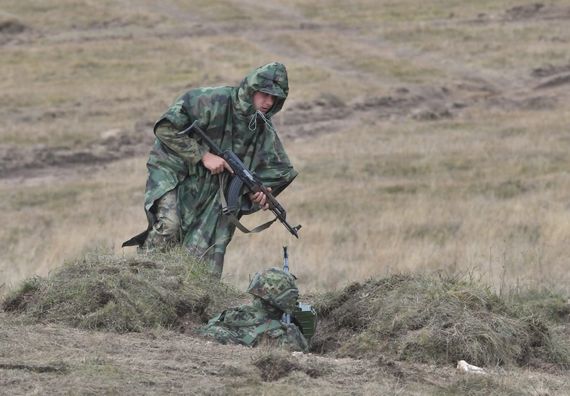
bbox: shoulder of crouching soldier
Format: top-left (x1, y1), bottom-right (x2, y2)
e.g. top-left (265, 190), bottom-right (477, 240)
top-left (183, 86), bottom-right (233, 124)
top-left (154, 86), bottom-right (233, 132)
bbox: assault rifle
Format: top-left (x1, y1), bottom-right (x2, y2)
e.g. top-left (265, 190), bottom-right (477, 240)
top-left (177, 120), bottom-right (301, 238)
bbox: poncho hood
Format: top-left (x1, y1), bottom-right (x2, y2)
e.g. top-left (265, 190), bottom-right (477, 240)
top-left (234, 62), bottom-right (289, 118)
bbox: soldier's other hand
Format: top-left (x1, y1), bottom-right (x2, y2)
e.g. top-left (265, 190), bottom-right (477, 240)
top-left (249, 187), bottom-right (272, 210)
top-left (202, 152), bottom-right (234, 175)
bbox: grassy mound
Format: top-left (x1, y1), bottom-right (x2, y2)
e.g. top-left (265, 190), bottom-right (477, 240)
top-left (4, 254), bottom-right (568, 370)
top-left (312, 274), bottom-right (569, 368)
top-left (2, 250), bottom-right (244, 332)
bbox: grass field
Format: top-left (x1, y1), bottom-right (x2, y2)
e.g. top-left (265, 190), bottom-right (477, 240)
top-left (2, 1), bottom-right (570, 394)
top-left (1, 0), bottom-right (570, 296)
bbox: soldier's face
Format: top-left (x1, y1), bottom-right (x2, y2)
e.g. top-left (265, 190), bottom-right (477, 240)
top-left (253, 92), bottom-right (276, 113)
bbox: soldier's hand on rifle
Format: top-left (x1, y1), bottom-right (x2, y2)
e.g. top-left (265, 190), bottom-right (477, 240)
top-left (201, 152), bottom-right (234, 175)
top-left (249, 187), bottom-right (272, 210)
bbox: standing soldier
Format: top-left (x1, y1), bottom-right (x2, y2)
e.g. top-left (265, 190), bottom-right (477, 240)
top-left (198, 268), bottom-right (309, 352)
top-left (123, 63), bottom-right (297, 277)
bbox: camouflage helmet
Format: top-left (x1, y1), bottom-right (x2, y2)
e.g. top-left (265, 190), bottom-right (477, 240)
top-left (247, 268), bottom-right (299, 314)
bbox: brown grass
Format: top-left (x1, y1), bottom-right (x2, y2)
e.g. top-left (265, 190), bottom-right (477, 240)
top-left (2, 249), bottom-right (243, 332)
top-left (311, 273), bottom-right (570, 368)
top-left (1, 0), bottom-right (570, 297)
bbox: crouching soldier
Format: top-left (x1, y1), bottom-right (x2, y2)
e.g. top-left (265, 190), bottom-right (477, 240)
top-left (198, 268), bottom-right (308, 352)
top-left (123, 62), bottom-right (297, 279)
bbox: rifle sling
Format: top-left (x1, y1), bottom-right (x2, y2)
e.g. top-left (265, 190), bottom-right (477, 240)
top-left (218, 175), bottom-right (278, 234)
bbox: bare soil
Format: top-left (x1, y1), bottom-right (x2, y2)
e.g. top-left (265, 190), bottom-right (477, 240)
top-left (3, 313), bottom-right (568, 395)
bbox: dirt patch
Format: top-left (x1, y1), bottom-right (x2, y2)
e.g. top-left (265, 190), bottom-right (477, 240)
top-left (0, 16), bottom-right (27, 35)
top-left (2, 66), bottom-right (562, 179)
top-left (353, 86), bottom-right (456, 118)
top-left (0, 126), bottom-right (154, 180)
top-left (535, 74), bottom-right (570, 90)
top-left (531, 64), bottom-right (570, 78)
top-left (485, 95), bottom-right (558, 111)
top-left (2, 84), bottom-right (457, 176)
top-left (0, 362), bottom-right (68, 374)
top-left (2, 313), bottom-right (567, 395)
top-left (504, 3), bottom-right (570, 21)
top-left (411, 107), bottom-right (452, 121)
top-left (82, 17), bottom-right (137, 31)
top-left (282, 85), bottom-right (468, 140)
top-left (505, 3), bottom-right (546, 20)
top-left (285, 93), bottom-right (350, 126)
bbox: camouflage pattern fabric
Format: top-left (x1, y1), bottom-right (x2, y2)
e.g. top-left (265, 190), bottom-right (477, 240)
top-left (247, 268), bottom-right (299, 314)
top-left (142, 189), bottom-right (180, 249)
top-left (197, 298), bottom-right (309, 352)
top-left (129, 63), bottom-right (297, 268)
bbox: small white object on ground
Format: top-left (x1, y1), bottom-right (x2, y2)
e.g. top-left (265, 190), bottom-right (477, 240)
top-left (456, 360), bottom-right (487, 375)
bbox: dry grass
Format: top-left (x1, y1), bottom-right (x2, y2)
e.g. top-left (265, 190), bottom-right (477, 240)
top-left (3, 285), bottom-right (570, 395)
top-left (1, 310), bottom-right (568, 395)
top-left (1, 0), bottom-right (570, 298)
top-left (252, 348), bottom-right (330, 382)
top-left (3, 2), bottom-right (570, 394)
top-left (228, 108), bottom-right (570, 291)
top-left (2, 249), bottom-right (243, 332)
top-left (311, 273), bottom-right (570, 368)
top-left (0, 157), bottom-right (147, 283)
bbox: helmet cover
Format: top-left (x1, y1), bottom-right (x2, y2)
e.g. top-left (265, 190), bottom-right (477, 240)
top-left (247, 268), bottom-right (299, 313)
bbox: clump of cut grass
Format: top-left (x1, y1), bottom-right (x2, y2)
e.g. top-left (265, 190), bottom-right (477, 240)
top-left (2, 249), bottom-right (244, 332)
top-left (252, 349), bottom-right (328, 382)
top-left (312, 273), bottom-right (570, 368)
top-left (253, 350), bottom-right (300, 382)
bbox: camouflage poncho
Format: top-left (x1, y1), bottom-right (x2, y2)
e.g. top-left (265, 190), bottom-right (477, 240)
top-left (197, 298), bottom-right (309, 352)
top-left (127, 63), bottom-right (297, 261)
